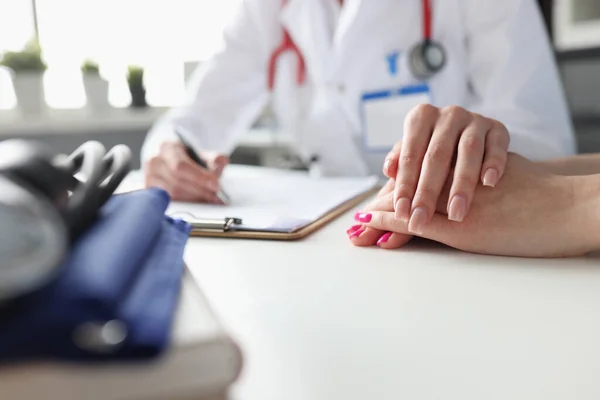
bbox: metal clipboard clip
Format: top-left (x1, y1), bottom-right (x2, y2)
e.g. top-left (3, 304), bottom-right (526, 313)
top-left (169, 212), bottom-right (243, 232)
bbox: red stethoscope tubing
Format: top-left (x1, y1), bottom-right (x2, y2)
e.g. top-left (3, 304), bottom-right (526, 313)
top-left (422, 0), bottom-right (431, 41)
top-left (267, 26), bottom-right (306, 91)
top-left (267, 0), bottom-right (432, 91)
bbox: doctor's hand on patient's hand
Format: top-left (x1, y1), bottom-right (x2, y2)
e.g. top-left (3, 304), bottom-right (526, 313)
top-left (357, 154), bottom-right (595, 258)
top-left (382, 104), bottom-right (510, 235)
top-left (144, 141), bottom-right (229, 203)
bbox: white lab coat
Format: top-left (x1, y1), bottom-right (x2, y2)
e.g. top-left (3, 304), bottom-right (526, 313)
top-left (141, 0), bottom-right (576, 177)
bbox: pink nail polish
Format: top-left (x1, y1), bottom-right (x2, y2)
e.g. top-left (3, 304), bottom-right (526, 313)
top-left (377, 232), bottom-right (392, 246)
top-left (349, 228), bottom-right (366, 238)
top-left (354, 212), bottom-right (372, 223)
top-left (346, 224), bottom-right (362, 236)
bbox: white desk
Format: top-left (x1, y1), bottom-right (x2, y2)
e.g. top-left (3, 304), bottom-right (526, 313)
top-left (184, 206), bottom-right (600, 400)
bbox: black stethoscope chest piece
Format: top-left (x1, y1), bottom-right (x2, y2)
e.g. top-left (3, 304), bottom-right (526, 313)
top-left (409, 0), bottom-right (446, 80)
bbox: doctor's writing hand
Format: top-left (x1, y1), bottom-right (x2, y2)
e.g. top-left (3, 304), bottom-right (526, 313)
top-left (347, 179), bottom-right (414, 249)
top-left (383, 104), bottom-right (509, 235)
top-left (144, 141), bottom-right (229, 203)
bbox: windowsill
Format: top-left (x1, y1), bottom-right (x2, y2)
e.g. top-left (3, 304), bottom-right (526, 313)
top-left (0, 106), bottom-right (294, 149)
top-left (0, 107), bottom-right (168, 136)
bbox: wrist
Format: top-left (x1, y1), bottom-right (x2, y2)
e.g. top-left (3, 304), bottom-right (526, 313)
top-left (570, 174), bottom-right (600, 252)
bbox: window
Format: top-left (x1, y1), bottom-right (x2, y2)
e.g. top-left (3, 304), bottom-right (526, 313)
top-left (0, 0), bottom-right (242, 110)
top-left (572, 0), bottom-right (600, 23)
top-left (0, 0), bottom-right (35, 109)
top-left (554, 0), bottom-right (600, 51)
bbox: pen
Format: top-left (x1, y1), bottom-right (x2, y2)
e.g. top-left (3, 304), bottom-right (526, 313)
top-left (174, 128), bottom-right (230, 204)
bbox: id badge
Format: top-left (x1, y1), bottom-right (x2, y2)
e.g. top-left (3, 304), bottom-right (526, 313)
top-left (361, 83), bottom-right (432, 152)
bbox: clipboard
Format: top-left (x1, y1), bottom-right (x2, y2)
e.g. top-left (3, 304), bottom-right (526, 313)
top-left (182, 186), bottom-right (378, 241)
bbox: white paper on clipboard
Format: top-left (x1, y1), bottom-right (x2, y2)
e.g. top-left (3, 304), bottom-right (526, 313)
top-left (167, 165), bottom-right (378, 233)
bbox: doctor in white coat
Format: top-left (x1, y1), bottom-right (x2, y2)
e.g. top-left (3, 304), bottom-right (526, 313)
top-left (141, 0), bottom-right (575, 211)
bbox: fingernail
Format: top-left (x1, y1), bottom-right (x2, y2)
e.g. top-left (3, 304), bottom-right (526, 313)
top-left (408, 207), bottom-right (428, 234)
top-left (377, 232), bottom-right (392, 246)
top-left (383, 159), bottom-right (391, 174)
top-left (354, 212), bottom-right (372, 223)
top-left (346, 224), bottom-right (362, 236)
top-left (483, 168), bottom-right (498, 187)
top-left (349, 228), bottom-right (365, 238)
top-left (394, 197), bottom-right (411, 220)
top-left (448, 194), bottom-right (467, 222)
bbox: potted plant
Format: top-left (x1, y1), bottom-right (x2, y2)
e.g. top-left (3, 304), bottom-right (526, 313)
top-left (126, 65), bottom-right (147, 108)
top-left (81, 59), bottom-right (110, 114)
top-left (0, 38), bottom-right (47, 116)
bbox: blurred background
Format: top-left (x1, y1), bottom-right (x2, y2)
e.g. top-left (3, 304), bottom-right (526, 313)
top-left (0, 0), bottom-right (599, 169)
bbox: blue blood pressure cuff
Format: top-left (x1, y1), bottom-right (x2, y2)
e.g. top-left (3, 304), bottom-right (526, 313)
top-left (0, 188), bottom-right (191, 362)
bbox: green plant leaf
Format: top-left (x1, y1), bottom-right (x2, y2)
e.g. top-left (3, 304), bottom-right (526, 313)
top-left (126, 65), bottom-right (145, 87)
top-left (81, 59), bottom-right (100, 74)
top-left (0, 37), bottom-right (47, 73)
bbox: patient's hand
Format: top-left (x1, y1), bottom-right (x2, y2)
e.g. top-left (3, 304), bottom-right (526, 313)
top-left (352, 154), bottom-right (594, 258)
top-left (348, 179), bottom-right (413, 249)
top-left (348, 177), bottom-right (448, 250)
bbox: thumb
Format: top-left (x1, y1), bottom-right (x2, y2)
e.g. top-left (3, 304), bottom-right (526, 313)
top-left (211, 155), bottom-right (229, 175)
top-left (200, 152), bottom-right (229, 174)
